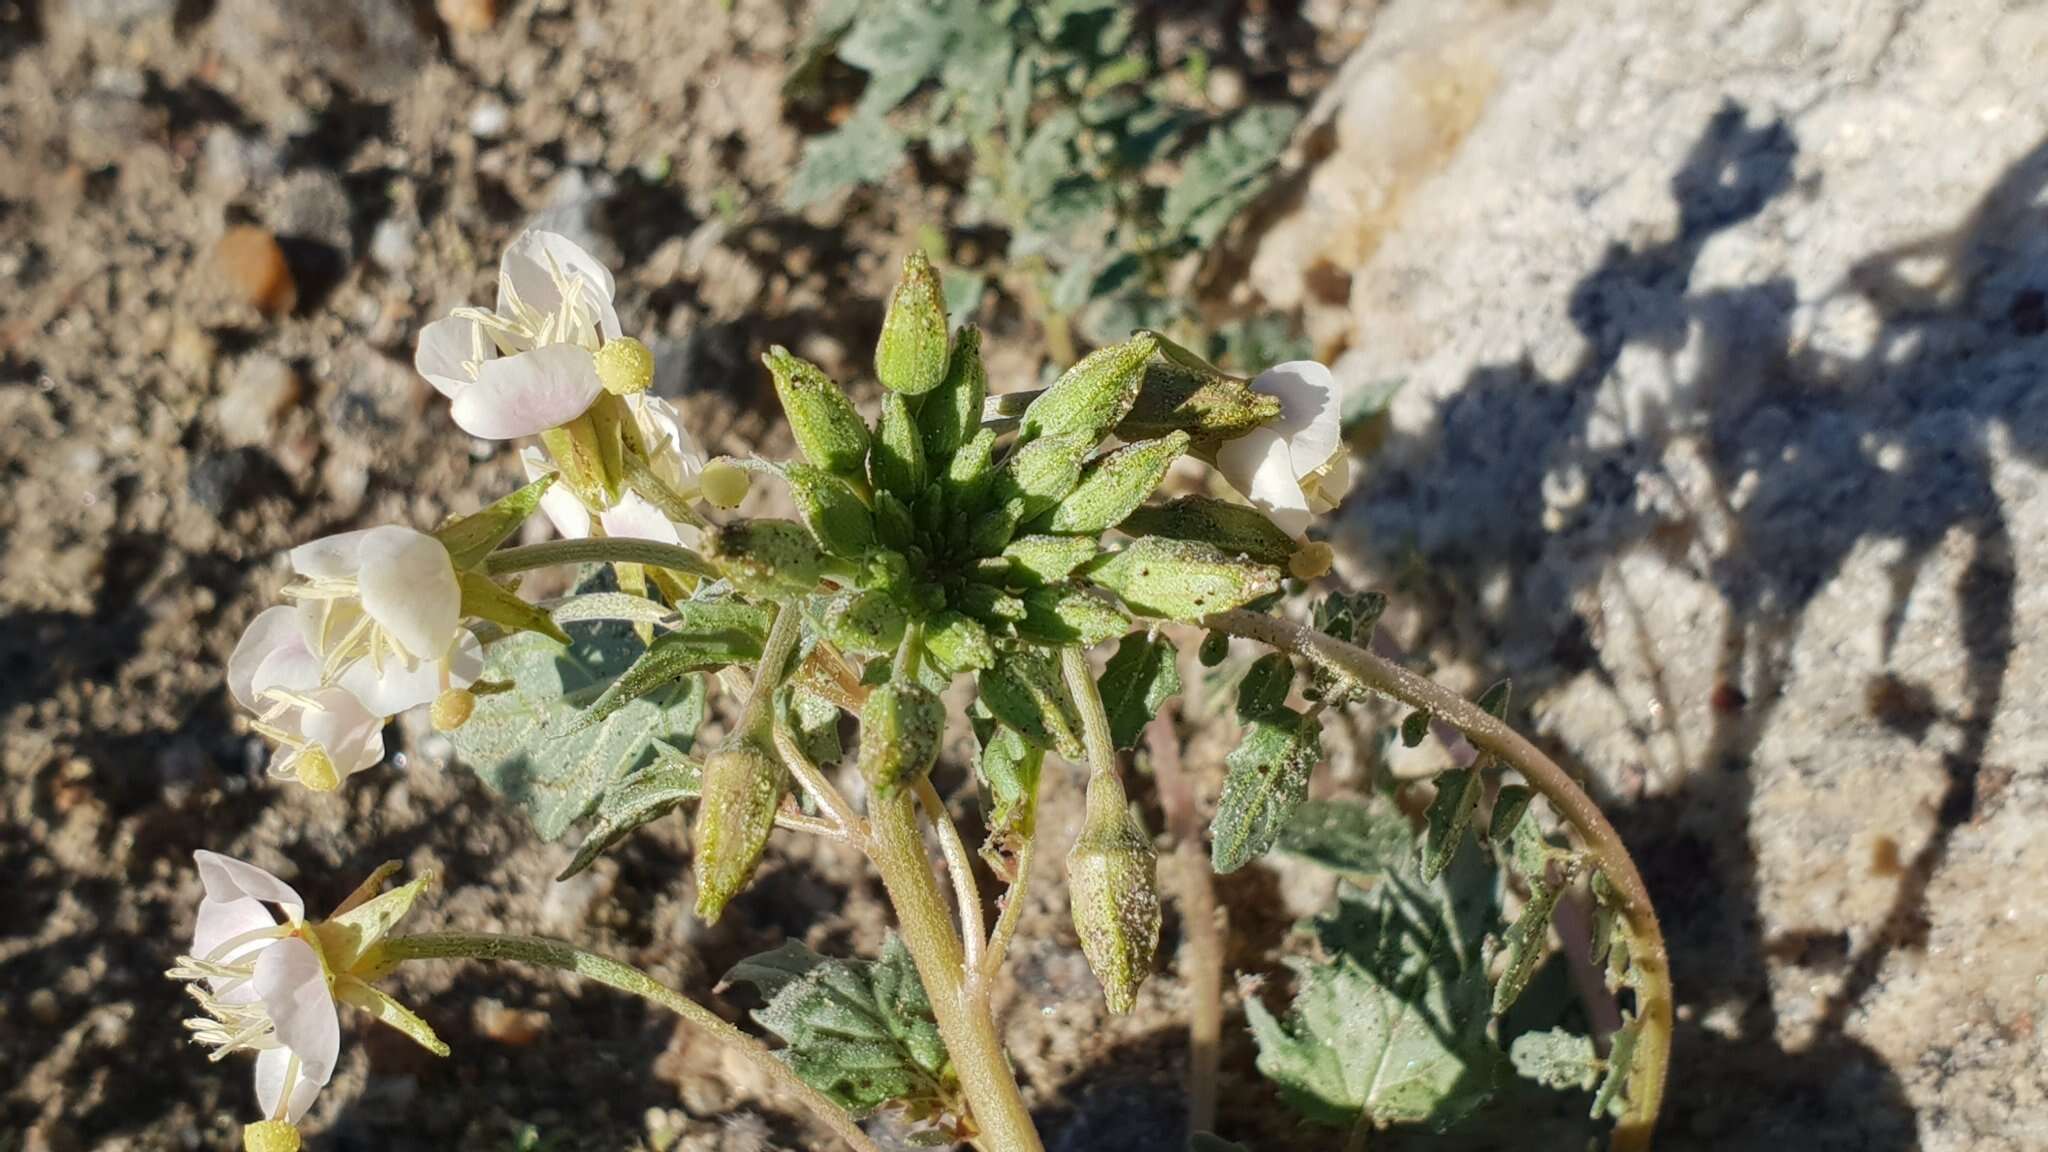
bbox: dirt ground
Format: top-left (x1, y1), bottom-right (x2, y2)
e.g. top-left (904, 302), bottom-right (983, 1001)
top-left (0, 2), bottom-right (1470, 1150)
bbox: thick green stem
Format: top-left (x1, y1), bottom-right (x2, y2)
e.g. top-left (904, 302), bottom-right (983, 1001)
top-left (1059, 647), bottom-right (1118, 782)
top-left (1204, 609), bottom-right (1672, 1152)
top-left (734, 599), bottom-right (803, 739)
top-left (376, 932), bottom-right (880, 1152)
top-left (867, 791), bottom-right (1045, 1152)
top-left (482, 537), bottom-right (718, 580)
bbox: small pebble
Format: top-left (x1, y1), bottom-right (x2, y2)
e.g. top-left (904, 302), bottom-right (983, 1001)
top-left (469, 97), bottom-right (510, 139)
top-left (214, 226), bottom-right (296, 317)
top-left (473, 998), bottom-right (548, 1046)
top-left (437, 0), bottom-right (496, 33)
top-left (368, 217), bottom-right (419, 274)
top-left (215, 355), bottom-right (300, 447)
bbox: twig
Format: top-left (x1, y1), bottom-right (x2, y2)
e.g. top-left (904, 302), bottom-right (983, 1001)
top-left (1147, 705), bottom-right (1222, 1136)
top-left (772, 723), bottom-right (865, 841)
top-left (977, 837), bottom-right (1036, 992)
top-left (917, 777), bottom-right (987, 977)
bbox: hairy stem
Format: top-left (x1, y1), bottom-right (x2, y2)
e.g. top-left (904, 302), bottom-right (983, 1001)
top-left (977, 836), bottom-right (1035, 992)
top-left (1204, 609), bottom-right (1672, 1151)
top-left (867, 790), bottom-right (1045, 1152)
top-left (773, 722), bottom-right (864, 839)
top-left (917, 777), bottom-right (988, 977)
top-left (482, 537), bottom-right (718, 580)
top-left (1059, 647), bottom-right (1118, 782)
top-left (734, 599), bottom-right (803, 739)
top-left (376, 933), bottom-right (880, 1152)
top-left (1148, 707), bottom-right (1221, 1136)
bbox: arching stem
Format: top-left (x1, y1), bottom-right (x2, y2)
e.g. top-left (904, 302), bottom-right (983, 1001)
top-left (1203, 609), bottom-right (1672, 1152)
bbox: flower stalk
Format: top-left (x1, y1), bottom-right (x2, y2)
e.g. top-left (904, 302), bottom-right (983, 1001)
top-left (1203, 608), bottom-right (1672, 1151)
top-left (480, 536), bottom-right (719, 581)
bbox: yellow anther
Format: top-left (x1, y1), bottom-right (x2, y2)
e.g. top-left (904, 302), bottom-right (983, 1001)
top-left (431, 688), bottom-right (476, 732)
top-left (595, 336), bottom-right (655, 395)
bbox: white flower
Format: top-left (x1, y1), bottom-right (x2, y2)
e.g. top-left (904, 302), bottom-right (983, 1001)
top-left (521, 394), bottom-right (708, 546)
top-left (170, 853), bottom-right (445, 1130)
top-left (228, 527), bottom-right (480, 791)
top-left (1214, 360), bottom-right (1355, 538)
top-left (414, 230), bottom-right (621, 440)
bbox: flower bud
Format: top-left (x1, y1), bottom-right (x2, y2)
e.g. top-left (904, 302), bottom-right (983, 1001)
top-left (1017, 333), bottom-right (1157, 446)
top-left (875, 249), bottom-right (950, 396)
top-left (858, 680), bottom-right (944, 795)
top-left (244, 1121), bottom-right (302, 1152)
top-left (765, 346), bottom-right (869, 481)
top-left (1066, 770), bottom-right (1160, 1014)
top-left (431, 687), bottom-right (476, 731)
top-left (699, 458), bottom-right (751, 509)
top-left (692, 741), bottom-right (789, 923)
top-left (595, 336), bottom-right (654, 395)
top-left (705, 519), bottom-right (830, 595)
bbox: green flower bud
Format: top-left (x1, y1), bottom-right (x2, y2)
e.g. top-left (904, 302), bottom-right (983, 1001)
top-left (1115, 331), bottom-right (1282, 444)
top-left (858, 680), bottom-right (945, 795)
top-left (1083, 537), bottom-right (1281, 621)
top-left (818, 588), bottom-right (908, 655)
top-left (785, 464), bottom-right (877, 559)
top-left (1117, 495), bottom-right (1298, 568)
top-left (1066, 770), bottom-right (1160, 1014)
top-left (595, 336), bottom-right (655, 395)
top-left (875, 250), bottom-right (950, 396)
top-left (1017, 586), bottom-right (1130, 648)
top-left (940, 426), bottom-right (998, 518)
top-left (920, 324), bottom-right (986, 463)
top-left (990, 431), bottom-right (1093, 527)
top-left (1034, 432), bottom-right (1188, 535)
top-left (706, 519), bottom-right (830, 595)
top-left (923, 610), bottom-right (994, 674)
top-left (873, 487), bottom-right (917, 550)
top-left (765, 346), bottom-right (869, 480)
top-left (692, 741), bottom-right (789, 923)
top-left (1017, 333), bottom-right (1157, 446)
top-left (870, 391), bottom-right (928, 501)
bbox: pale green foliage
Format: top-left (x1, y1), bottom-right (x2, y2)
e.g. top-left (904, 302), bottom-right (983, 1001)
top-left (786, 0), bottom-right (1302, 346)
top-left (725, 936), bottom-right (957, 1120)
top-left (1211, 665), bottom-right (1322, 874)
top-left (1096, 633), bottom-right (1181, 750)
top-left (1274, 799), bottom-right (1414, 880)
top-left (1509, 1028), bottom-right (1601, 1093)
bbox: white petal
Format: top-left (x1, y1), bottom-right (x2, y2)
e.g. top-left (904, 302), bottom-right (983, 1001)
top-left (598, 495), bottom-right (681, 545)
top-left (337, 628), bottom-right (480, 715)
top-left (252, 937), bottom-right (340, 1086)
top-left (228, 607), bottom-right (304, 712)
top-left (192, 896), bottom-right (279, 967)
top-left (454, 344), bottom-right (603, 440)
top-left (446, 628), bottom-right (484, 688)
top-left (1217, 426), bottom-right (1314, 538)
top-left (498, 230), bottom-right (621, 340)
top-left (254, 1044), bottom-right (326, 1124)
top-left (289, 529), bottom-right (374, 581)
top-left (355, 526), bottom-right (460, 659)
top-left (299, 685), bottom-right (387, 778)
top-left (1303, 448), bottom-right (1356, 513)
top-left (633, 395), bottom-right (704, 476)
top-left (1249, 360), bottom-right (1342, 480)
top-left (524, 447), bottom-right (592, 539)
top-left (415, 315), bottom-right (484, 399)
top-left (250, 643), bottom-right (323, 703)
top-left (195, 851), bottom-right (306, 923)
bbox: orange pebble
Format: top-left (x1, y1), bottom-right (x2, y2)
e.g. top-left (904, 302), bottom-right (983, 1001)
top-left (215, 226), bottom-right (297, 317)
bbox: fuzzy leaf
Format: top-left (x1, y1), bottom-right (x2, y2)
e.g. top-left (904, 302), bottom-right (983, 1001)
top-left (1312, 589), bottom-right (1388, 647)
top-left (1489, 785), bottom-right (1534, 846)
top-left (452, 612), bottom-right (708, 841)
top-left (1034, 432), bottom-right (1188, 535)
top-left (925, 610), bottom-right (995, 674)
top-left (1493, 869), bottom-right (1570, 1017)
top-left (1118, 495), bottom-right (1296, 567)
top-left (548, 591), bottom-right (677, 627)
top-left (1275, 799), bottom-right (1414, 879)
top-left (1001, 534), bottom-right (1100, 586)
top-left (781, 685), bottom-right (845, 769)
top-left (1016, 334), bottom-right (1157, 446)
top-left (1421, 767), bottom-right (1482, 882)
top-left (1084, 537), bottom-right (1280, 620)
top-left (727, 935), bottom-right (955, 1118)
top-left (1161, 105), bottom-right (1300, 246)
top-left (1593, 1016), bottom-right (1641, 1120)
top-left (567, 600), bottom-right (769, 733)
top-left (978, 645), bottom-right (1082, 758)
top-left (973, 719), bottom-right (1043, 849)
top-left (1400, 708), bottom-right (1431, 748)
top-left (786, 464), bottom-right (878, 559)
top-left (1248, 858), bottom-right (1501, 1132)
top-left (1211, 708), bottom-right (1321, 873)
top-left (557, 746), bottom-right (703, 880)
top-left (1097, 633), bottom-right (1180, 751)
top-left (786, 114), bottom-right (908, 209)
top-left (1509, 1029), bottom-right (1601, 1094)
top-left (1234, 652), bottom-right (1293, 721)
top-left (435, 474), bottom-right (557, 570)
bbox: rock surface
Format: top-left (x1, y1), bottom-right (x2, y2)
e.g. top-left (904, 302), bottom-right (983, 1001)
top-left (1254, 1), bottom-right (2048, 1148)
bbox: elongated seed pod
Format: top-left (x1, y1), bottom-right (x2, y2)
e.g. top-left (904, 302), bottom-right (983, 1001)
top-left (1066, 770), bottom-right (1161, 1014)
top-left (692, 741), bottom-right (789, 923)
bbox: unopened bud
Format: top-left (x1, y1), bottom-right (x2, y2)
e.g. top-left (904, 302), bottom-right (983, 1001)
top-left (691, 741), bottom-right (789, 923)
top-left (699, 458), bottom-right (750, 509)
top-left (1066, 771), bottom-right (1160, 1014)
top-left (1288, 541), bottom-right (1334, 582)
top-left (858, 681), bottom-right (944, 795)
top-left (296, 746), bottom-right (341, 793)
top-left (875, 250), bottom-right (950, 396)
top-left (595, 336), bottom-right (655, 395)
top-left (244, 1121), bottom-right (302, 1152)
top-left (431, 688), bottom-right (476, 731)
top-left (705, 519), bottom-right (829, 595)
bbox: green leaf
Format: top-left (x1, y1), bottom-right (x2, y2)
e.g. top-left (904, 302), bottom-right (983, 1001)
top-left (1509, 1028), bottom-right (1601, 1093)
top-left (557, 747), bottom-right (703, 880)
top-left (452, 615), bottom-right (709, 841)
top-left (786, 464), bottom-right (877, 558)
top-left (1400, 708), bottom-right (1431, 748)
top-left (1275, 799), bottom-right (1414, 880)
top-left (1211, 708), bottom-right (1321, 874)
top-left (1248, 863), bottom-right (1501, 1132)
top-left (780, 684), bottom-right (845, 769)
top-left (765, 347), bottom-right (870, 480)
top-left (435, 474), bottom-right (556, 570)
top-left (978, 645), bottom-right (1082, 758)
top-left (920, 324), bottom-right (986, 464)
top-left (1016, 333), bottom-right (1157, 446)
top-left (1097, 633), bottom-right (1180, 751)
top-left (1001, 534), bottom-right (1100, 586)
top-left (566, 600), bottom-right (770, 733)
top-left (1312, 589), bottom-right (1388, 647)
top-left (876, 250), bottom-right (951, 396)
top-left (1119, 495), bottom-right (1296, 568)
top-left (1593, 1016), bottom-right (1640, 1120)
top-left (1234, 652), bottom-right (1293, 721)
top-left (1492, 865), bottom-right (1571, 1017)
top-left (1017, 585), bottom-right (1130, 648)
top-left (785, 115), bottom-right (908, 209)
top-left (548, 591), bottom-right (676, 628)
top-left (1084, 537), bottom-right (1280, 620)
top-left (1420, 767), bottom-right (1481, 882)
top-left (726, 935), bottom-right (956, 1119)
top-left (1489, 784), bottom-right (1534, 846)
top-left (1161, 105), bottom-right (1299, 246)
top-left (1034, 432), bottom-right (1188, 535)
